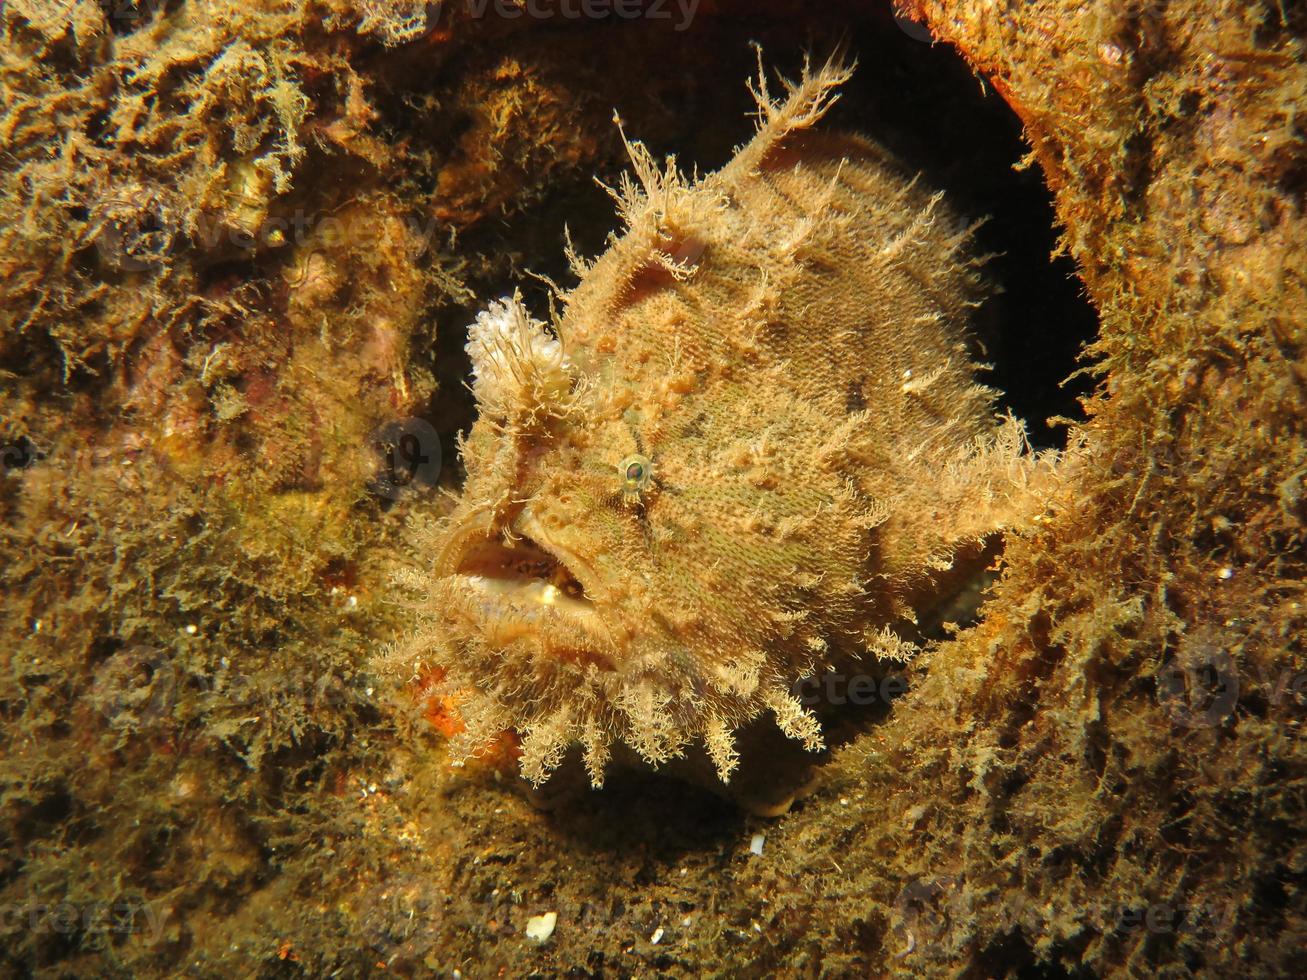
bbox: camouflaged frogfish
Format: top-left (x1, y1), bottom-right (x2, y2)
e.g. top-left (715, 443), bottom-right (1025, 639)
top-left (390, 56), bottom-right (1056, 793)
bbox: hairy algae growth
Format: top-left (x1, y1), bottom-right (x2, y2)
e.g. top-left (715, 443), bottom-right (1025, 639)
top-left (1, 1), bottom-right (1304, 976)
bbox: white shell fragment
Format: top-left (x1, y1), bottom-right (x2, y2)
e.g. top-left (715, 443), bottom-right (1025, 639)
top-left (525, 911), bottom-right (558, 944)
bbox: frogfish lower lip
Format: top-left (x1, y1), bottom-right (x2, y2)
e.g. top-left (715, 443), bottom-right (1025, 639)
top-left (459, 574), bottom-right (596, 619)
top-left (433, 505), bottom-right (604, 630)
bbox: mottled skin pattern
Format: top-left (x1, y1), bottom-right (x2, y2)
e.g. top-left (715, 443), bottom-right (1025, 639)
top-left (393, 58), bottom-right (1055, 790)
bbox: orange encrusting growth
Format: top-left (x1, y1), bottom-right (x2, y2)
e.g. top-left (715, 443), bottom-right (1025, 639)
top-left (418, 667), bottom-right (467, 739)
top-left (417, 668), bottom-right (522, 774)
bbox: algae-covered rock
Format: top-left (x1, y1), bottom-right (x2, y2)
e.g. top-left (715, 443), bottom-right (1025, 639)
top-left (1, 0), bottom-right (1302, 976)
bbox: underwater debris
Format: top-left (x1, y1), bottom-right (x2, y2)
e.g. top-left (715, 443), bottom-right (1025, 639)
top-left (524, 910), bottom-right (558, 944)
top-left (391, 56), bottom-right (1057, 790)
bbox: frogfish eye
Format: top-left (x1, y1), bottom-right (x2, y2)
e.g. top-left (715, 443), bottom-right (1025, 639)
top-left (618, 453), bottom-right (653, 498)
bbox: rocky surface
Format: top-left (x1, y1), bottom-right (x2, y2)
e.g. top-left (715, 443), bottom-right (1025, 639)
top-left (1, 1), bottom-right (1302, 976)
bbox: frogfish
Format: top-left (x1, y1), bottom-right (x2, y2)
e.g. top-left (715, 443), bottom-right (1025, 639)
top-left (389, 57), bottom-right (1056, 799)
